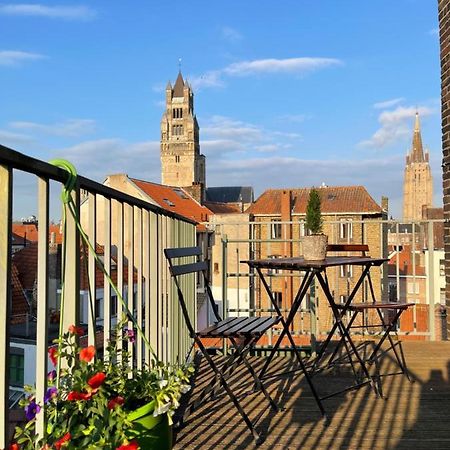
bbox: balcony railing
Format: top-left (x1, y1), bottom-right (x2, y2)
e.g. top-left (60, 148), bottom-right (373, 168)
top-left (0, 144), bottom-right (196, 447)
top-left (210, 217), bottom-right (446, 353)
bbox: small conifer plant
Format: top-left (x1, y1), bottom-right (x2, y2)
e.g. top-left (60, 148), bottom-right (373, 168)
top-left (305, 188), bottom-right (323, 235)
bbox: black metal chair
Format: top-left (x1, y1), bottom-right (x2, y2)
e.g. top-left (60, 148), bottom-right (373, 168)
top-left (327, 244), bottom-right (414, 396)
top-left (164, 246), bottom-right (281, 444)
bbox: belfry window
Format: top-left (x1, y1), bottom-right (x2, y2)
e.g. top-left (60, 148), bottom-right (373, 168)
top-left (172, 108), bottom-right (183, 119)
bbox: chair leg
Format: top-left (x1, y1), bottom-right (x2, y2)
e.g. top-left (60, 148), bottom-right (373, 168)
top-left (231, 336), bottom-right (278, 412)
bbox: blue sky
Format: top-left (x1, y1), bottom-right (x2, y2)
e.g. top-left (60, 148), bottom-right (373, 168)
top-left (0, 0), bottom-right (441, 219)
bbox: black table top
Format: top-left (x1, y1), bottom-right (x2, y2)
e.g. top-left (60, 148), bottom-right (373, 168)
top-left (244, 256), bottom-right (388, 270)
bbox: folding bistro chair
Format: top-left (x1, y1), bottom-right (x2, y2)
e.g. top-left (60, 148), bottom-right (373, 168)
top-left (164, 246), bottom-right (281, 444)
top-left (327, 244), bottom-right (414, 396)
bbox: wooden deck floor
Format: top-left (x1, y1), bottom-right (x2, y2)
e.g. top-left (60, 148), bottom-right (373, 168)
top-left (174, 342), bottom-right (450, 450)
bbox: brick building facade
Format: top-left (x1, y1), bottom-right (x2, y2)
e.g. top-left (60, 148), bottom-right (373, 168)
top-left (439, 0), bottom-right (450, 336)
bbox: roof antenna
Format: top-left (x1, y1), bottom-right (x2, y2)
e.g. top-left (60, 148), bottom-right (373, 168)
top-left (178, 58), bottom-right (182, 72)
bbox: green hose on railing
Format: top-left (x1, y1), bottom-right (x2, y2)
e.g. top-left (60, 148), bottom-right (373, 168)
top-left (50, 159), bottom-right (158, 384)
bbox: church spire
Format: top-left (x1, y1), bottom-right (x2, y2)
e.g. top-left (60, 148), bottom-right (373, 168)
top-left (410, 112), bottom-right (425, 163)
top-left (173, 71), bottom-right (185, 97)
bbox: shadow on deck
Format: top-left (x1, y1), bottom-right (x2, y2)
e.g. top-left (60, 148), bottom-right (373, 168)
top-left (174, 341), bottom-right (450, 449)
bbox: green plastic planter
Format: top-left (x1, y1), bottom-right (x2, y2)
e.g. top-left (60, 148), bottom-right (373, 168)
top-left (127, 401), bottom-right (173, 450)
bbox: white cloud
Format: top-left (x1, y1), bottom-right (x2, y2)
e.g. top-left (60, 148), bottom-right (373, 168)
top-left (373, 98), bottom-right (405, 109)
top-left (0, 4), bottom-right (96, 20)
top-left (189, 57), bottom-right (342, 90)
top-left (9, 119), bottom-right (96, 137)
top-left (0, 50), bottom-right (45, 66)
top-left (224, 57), bottom-right (342, 76)
top-left (221, 26), bottom-right (243, 43)
top-left (202, 116), bottom-right (263, 142)
top-left (359, 105), bottom-right (435, 148)
top-left (52, 139), bottom-right (161, 182)
top-left (0, 129), bottom-right (34, 145)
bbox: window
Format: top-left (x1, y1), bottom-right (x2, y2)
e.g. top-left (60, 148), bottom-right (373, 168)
top-left (440, 260), bottom-right (445, 277)
top-left (172, 125), bottom-right (183, 136)
top-left (270, 220), bottom-right (282, 239)
top-left (9, 348), bottom-right (24, 387)
top-left (172, 108), bottom-right (183, 119)
top-left (214, 263), bottom-right (219, 274)
top-left (339, 295), bottom-right (347, 304)
top-left (273, 291), bottom-right (283, 309)
top-left (268, 255), bottom-right (280, 274)
top-left (340, 265), bottom-right (353, 278)
top-left (175, 155), bottom-right (180, 163)
top-left (339, 219), bottom-right (353, 240)
top-left (111, 295), bottom-right (117, 317)
top-left (299, 221), bottom-right (306, 237)
top-left (407, 282), bottom-right (419, 294)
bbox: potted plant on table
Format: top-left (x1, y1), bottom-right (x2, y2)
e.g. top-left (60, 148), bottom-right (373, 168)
top-left (12, 320), bottom-right (193, 450)
top-left (302, 188), bottom-right (328, 260)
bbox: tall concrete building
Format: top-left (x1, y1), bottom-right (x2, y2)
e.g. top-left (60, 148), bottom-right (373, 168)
top-left (402, 112), bottom-right (433, 220)
top-left (160, 72), bottom-right (206, 202)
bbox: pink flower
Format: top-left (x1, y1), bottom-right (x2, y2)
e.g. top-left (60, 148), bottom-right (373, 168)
top-left (87, 372), bottom-right (106, 389)
top-left (79, 345), bottom-right (96, 362)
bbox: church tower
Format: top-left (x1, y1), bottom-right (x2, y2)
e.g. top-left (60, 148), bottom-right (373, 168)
top-left (402, 112), bottom-right (433, 220)
top-left (160, 72), bottom-right (206, 202)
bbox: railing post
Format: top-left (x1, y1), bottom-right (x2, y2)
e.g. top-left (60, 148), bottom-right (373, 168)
top-left (222, 235), bottom-right (228, 354)
top-left (427, 220), bottom-right (436, 340)
top-left (0, 165), bottom-right (12, 450)
top-left (62, 188), bottom-right (80, 344)
top-left (35, 177), bottom-right (49, 439)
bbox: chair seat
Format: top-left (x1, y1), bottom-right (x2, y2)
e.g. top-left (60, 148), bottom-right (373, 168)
top-left (198, 316), bottom-right (281, 338)
top-left (335, 302), bottom-right (414, 311)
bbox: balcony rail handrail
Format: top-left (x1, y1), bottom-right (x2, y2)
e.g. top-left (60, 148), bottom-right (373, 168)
top-left (0, 144), bottom-right (195, 225)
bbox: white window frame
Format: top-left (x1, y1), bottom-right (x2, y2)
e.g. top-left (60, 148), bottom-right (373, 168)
top-left (339, 219), bottom-right (353, 240)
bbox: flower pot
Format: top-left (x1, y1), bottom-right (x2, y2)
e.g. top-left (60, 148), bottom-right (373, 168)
top-left (127, 401), bottom-right (173, 450)
top-left (302, 235), bottom-right (328, 261)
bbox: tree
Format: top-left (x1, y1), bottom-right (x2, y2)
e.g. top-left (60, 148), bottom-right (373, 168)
top-left (305, 188), bottom-right (323, 234)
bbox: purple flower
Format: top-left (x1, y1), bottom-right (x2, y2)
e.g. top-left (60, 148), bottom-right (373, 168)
top-left (47, 370), bottom-right (57, 381)
top-left (126, 328), bottom-right (136, 343)
top-left (25, 400), bottom-right (41, 421)
top-left (44, 387), bottom-right (58, 404)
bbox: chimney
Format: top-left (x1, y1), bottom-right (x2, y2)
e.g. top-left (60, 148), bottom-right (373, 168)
top-left (381, 196), bottom-right (389, 214)
top-left (281, 190), bottom-right (292, 223)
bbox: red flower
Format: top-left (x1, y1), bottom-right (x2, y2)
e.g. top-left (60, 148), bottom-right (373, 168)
top-left (87, 372), bottom-right (106, 389)
top-left (48, 347), bottom-right (58, 366)
top-left (108, 395), bottom-right (125, 409)
top-left (67, 391), bottom-right (91, 401)
top-left (9, 443), bottom-right (20, 450)
top-left (116, 441), bottom-right (139, 450)
top-left (68, 324), bottom-right (84, 336)
top-left (79, 345), bottom-right (96, 362)
top-left (54, 432), bottom-right (71, 450)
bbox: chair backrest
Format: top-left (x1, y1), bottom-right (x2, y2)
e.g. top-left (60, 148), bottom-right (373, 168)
top-left (326, 244), bottom-right (369, 256)
top-left (164, 246), bottom-right (221, 334)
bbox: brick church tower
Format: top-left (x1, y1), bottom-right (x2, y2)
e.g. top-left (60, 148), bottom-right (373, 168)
top-left (160, 72), bottom-right (206, 202)
top-left (402, 112), bottom-right (433, 220)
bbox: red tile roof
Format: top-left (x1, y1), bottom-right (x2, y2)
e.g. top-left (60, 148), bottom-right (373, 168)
top-left (131, 178), bottom-right (212, 225)
top-left (12, 223), bottom-right (63, 244)
top-left (246, 186), bottom-right (382, 215)
top-left (12, 243), bottom-right (39, 291)
top-left (11, 264), bottom-right (29, 324)
top-left (204, 202), bottom-right (242, 214)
